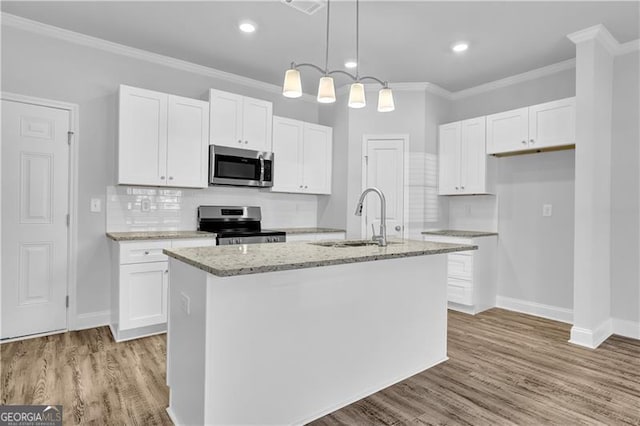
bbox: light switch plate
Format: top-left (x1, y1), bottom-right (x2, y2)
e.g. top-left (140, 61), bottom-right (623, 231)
top-left (543, 204), bottom-right (553, 217)
top-left (90, 198), bottom-right (101, 213)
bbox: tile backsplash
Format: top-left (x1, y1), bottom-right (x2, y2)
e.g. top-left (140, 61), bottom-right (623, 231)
top-left (106, 185), bottom-right (319, 232)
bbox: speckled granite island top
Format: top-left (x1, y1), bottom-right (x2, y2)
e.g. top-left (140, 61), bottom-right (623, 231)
top-left (267, 227), bottom-right (346, 235)
top-left (422, 230), bottom-right (498, 238)
top-left (106, 231), bottom-right (215, 241)
top-left (163, 239), bottom-right (476, 277)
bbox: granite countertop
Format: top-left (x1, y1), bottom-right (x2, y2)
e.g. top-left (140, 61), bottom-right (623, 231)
top-left (422, 230), bottom-right (498, 238)
top-left (163, 239), bottom-right (476, 277)
top-left (267, 227), bottom-right (346, 235)
top-left (106, 231), bottom-right (215, 241)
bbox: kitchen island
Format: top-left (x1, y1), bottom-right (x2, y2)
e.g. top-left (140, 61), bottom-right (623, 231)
top-left (163, 239), bottom-right (475, 425)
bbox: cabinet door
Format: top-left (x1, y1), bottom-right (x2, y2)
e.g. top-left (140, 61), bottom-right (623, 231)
top-left (118, 85), bottom-right (168, 186)
top-left (302, 123), bottom-right (332, 194)
top-left (271, 117), bottom-right (303, 193)
top-left (486, 107), bottom-right (528, 154)
top-left (438, 122), bottom-right (461, 195)
top-left (119, 262), bottom-right (168, 330)
top-left (209, 89), bottom-right (243, 148)
top-left (167, 95), bottom-right (209, 188)
top-left (460, 117), bottom-right (487, 194)
top-left (242, 97), bottom-right (273, 152)
top-left (528, 97), bottom-right (575, 149)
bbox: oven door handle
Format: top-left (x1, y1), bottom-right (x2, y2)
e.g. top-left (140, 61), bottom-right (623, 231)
top-left (259, 155), bottom-right (265, 183)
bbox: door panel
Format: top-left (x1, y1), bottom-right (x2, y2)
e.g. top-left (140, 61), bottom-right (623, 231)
top-left (2, 99), bottom-right (70, 339)
top-left (528, 97), bottom-right (575, 149)
top-left (167, 95), bottom-right (209, 188)
top-left (209, 89), bottom-right (243, 148)
top-left (242, 97), bottom-right (273, 152)
top-left (460, 117), bottom-right (487, 194)
top-left (302, 123), bottom-right (332, 194)
top-left (486, 107), bottom-right (528, 154)
top-left (438, 122), bottom-right (461, 195)
top-left (271, 117), bottom-right (303, 193)
top-left (120, 262), bottom-right (168, 330)
top-left (364, 138), bottom-right (405, 240)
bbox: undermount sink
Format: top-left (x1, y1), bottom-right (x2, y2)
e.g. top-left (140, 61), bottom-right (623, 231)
top-left (311, 240), bottom-right (400, 248)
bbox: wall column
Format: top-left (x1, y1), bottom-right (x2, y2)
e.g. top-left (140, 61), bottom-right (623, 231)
top-left (568, 25), bottom-right (616, 348)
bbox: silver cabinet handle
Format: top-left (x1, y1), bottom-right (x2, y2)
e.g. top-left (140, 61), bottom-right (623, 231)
top-left (144, 251), bottom-right (150, 255)
top-left (395, 225), bottom-right (402, 231)
top-left (461, 185), bottom-right (465, 189)
top-left (160, 176), bottom-right (166, 180)
top-left (165, 270), bottom-right (169, 274)
top-left (244, 140), bottom-right (249, 144)
top-left (455, 186), bottom-right (459, 190)
top-left (521, 140), bottom-right (527, 144)
top-left (299, 185), bottom-right (303, 188)
top-left (169, 176), bottom-right (174, 180)
top-left (238, 139), bottom-right (242, 144)
top-left (530, 139), bottom-right (535, 144)
top-left (304, 185), bottom-right (308, 189)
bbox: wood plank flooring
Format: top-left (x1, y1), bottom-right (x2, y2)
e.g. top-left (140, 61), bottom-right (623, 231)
top-left (1, 309), bottom-right (639, 425)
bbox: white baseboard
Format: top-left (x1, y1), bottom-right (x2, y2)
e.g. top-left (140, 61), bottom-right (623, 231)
top-left (569, 318), bottom-right (613, 349)
top-left (496, 296), bottom-right (573, 324)
top-left (612, 318), bottom-right (640, 340)
top-left (74, 310), bottom-right (111, 330)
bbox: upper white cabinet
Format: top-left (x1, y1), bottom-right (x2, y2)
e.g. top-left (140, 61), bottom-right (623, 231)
top-left (438, 117), bottom-right (494, 195)
top-left (486, 97), bottom-right (575, 155)
top-left (209, 89), bottom-right (273, 152)
top-left (271, 116), bottom-right (333, 195)
top-left (118, 85), bottom-right (209, 188)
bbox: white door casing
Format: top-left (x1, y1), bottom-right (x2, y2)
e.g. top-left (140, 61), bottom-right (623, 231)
top-left (1, 99), bottom-right (72, 339)
top-left (361, 136), bottom-right (408, 240)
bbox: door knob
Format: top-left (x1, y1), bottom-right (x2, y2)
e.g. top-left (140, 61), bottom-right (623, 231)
top-left (395, 225), bottom-right (402, 231)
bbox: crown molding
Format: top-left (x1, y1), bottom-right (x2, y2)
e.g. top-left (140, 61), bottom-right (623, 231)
top-left (567, 24), bottom-right (639, 57)
top-left (335, 82), bottom-right (453, 99)
top-left (1, 12), bottom-right (317, 103)
top-left (451, 58), bottom-right (576, 100)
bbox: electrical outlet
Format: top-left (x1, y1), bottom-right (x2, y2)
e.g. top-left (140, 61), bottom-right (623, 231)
top-left (543, 204), bottom-right (553, 217)
top-left (180, 292), bottom-right (191, 316)
top-left (90, 198), bottom-right (101, 213)
top-left (141, 199), bottom-right (151, 212)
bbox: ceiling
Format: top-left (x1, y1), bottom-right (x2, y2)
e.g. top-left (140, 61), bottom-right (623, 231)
top-left (2, 1), bottom-right (639, 93)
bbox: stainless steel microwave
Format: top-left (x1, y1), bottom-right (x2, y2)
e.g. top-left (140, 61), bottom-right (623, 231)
top-left (209, 145), bottom-right (273, 187)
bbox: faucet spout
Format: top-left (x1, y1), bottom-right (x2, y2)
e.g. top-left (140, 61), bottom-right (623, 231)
top-left (354, 187), bottom-right (387, 247)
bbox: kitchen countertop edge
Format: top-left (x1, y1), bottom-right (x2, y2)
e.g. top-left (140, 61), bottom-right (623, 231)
top-left (422, 230), bottom-right (499, 238)
top-left (106, 231), bottom-right (216, 241)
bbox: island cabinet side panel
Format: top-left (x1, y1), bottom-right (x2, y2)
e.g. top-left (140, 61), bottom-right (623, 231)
top-left (203, 254), bottom-right (449, 425)
top-left (166, 258), bottom-right (209, 426)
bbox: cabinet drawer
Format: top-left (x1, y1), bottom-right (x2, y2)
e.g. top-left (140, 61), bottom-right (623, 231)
top-left (447, 278), bottom-right (473, 306)
top-left (448, 252), bottom-right (473, 280)
top-left (120, 241), bottom-right (170, 264)
top-left (171, 238), bottom-right (216, 249)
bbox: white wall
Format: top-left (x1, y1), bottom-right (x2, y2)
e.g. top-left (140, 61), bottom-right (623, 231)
top-left (611, 51), bottom-right (640, 328)
top-left (1, 26), bottom-right (320, 318)
top-left (449, 69), bottom-right (577, 314)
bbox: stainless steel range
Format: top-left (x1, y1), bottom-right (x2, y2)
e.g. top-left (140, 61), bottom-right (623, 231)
top-left (197, 206), bottom-right (286, 245)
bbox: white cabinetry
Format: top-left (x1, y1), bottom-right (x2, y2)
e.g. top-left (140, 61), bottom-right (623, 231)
top-left (209, 89), bottom-right (273, 152)
top-left (286, 232), bottom-right (346, 243)
top-left (438, 117), bottom-right (494, 195)
top-left (271, 116), bottom-right (333, 195)
top-left (110, 237), bottom-right (215, 342)
top-left (486, 97), bottom-right (575, 155)
top-left (423, 234), bottom-right (497, 314)
top-left (118, 85), bottom-right (209, 188)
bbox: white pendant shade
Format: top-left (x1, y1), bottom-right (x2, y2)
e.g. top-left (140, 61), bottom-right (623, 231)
top-left (377, 87), bottom-right (395, 112)
top-left (283, 69), bottom-right (302, 98)
top-left (348, 83), bottom-right (366, 108)
top-left (317, 76), bottom-right (336, 103)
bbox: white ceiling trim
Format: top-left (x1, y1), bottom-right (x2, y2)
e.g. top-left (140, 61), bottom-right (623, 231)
top-left (567, 24), bottom-right (640, 57)
top-left (450, 58), bottom-right (577, 101)
top-left (335, 82), bottom-right (453, 99)
top-left (0, 12), bottom-right (317, 103)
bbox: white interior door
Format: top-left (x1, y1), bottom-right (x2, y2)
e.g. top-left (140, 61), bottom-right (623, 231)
top-left (362, 137), bottom-right (405, 240)
top-left (2, 99), bottom-right (70, 339)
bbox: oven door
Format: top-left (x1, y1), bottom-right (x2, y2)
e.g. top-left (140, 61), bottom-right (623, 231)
top-left (209, 145), bottom-right (273, 187)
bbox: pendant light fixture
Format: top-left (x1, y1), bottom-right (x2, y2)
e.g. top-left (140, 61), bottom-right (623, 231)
top-left (282, 0), bottom-right (394, 112)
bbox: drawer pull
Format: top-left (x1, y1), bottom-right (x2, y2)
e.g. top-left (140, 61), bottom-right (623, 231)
top-left (144, 251), bottom-right (150, 255)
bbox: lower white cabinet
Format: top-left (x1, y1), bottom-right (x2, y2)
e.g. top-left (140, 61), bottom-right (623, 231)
top-left (286, 232), bottom-right (346, 243)
top-left (423, 234), bottom-right (497, 314)
top-left (110, 237), bottom-right (215, 342)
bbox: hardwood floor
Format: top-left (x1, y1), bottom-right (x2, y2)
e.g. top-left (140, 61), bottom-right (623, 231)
top-left (1, 309), bottom-right (639, 425)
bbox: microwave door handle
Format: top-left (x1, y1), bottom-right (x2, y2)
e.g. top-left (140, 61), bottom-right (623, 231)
top-left (259, 155), bottom-right (265, 182)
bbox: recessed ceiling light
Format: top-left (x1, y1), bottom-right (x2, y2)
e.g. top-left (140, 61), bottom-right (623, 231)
top-left (452, 42), bottom-right (469, 53)
top-left (239, 21), bottom-right (256, 33)
top-left (345, 60), bottom-right (357, 69)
